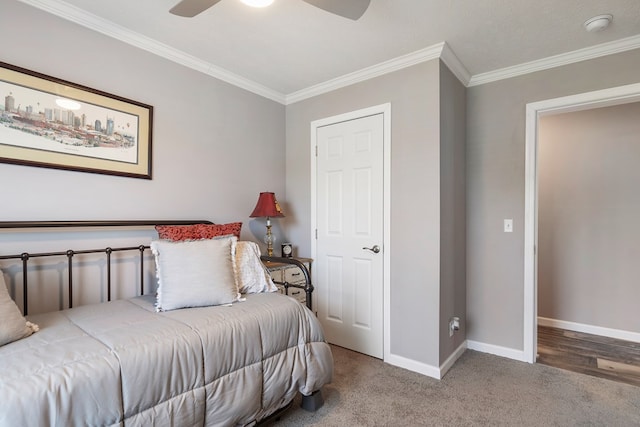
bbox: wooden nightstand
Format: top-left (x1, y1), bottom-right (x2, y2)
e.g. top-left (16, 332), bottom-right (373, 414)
top-left (262, 257), bottom-right (313, 309)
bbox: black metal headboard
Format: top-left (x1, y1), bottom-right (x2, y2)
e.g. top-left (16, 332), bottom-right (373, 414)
top-left (0, 220), bottom-right (212, 315)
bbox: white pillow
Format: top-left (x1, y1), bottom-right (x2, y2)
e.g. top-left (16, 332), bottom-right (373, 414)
top-left (151, 236), bottom-right (240, 311)
top-left (0, 273), bottom-right (39, 347)
top-left (234, 241), bottom-right (277, 294)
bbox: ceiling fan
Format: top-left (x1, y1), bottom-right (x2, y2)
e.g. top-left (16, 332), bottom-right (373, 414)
top-left (169, 0), bottom-right (371, 20)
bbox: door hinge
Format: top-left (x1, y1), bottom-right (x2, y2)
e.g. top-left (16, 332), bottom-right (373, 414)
top-left (315, 229), bottom-right (318, 239)
top-left (315, 145), bottom-right (318, 157)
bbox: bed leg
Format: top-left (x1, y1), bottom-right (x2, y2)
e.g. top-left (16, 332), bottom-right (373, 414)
top-left (301, 390), bottom-right (324, 412)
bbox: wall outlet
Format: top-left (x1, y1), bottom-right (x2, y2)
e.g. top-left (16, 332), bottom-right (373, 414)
top-left (449, 316), bottom-right (460, 337)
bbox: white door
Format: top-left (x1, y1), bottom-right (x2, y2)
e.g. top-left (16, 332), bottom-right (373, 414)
top-left (315, 113), bottom-right (384, 358)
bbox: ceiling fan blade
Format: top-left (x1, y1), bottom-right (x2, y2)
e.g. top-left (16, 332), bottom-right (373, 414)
top-left (302, 0), bottom-right (371, 20)
top-left (169, 0), bottom-right (223, 17)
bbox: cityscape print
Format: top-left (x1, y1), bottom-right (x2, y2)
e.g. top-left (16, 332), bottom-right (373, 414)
top-left (0, 80), bottom-right (139, 164)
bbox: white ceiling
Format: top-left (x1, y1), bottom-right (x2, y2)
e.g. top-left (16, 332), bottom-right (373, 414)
top-left (20, 0), bottom-right (640, 103)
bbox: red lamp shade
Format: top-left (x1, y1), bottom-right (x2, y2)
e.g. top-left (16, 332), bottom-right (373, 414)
top-left (249, 192), bottom-right (285, 218)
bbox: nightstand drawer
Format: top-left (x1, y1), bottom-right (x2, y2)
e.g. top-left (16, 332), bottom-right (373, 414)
top-left (262, 257), bottom-right (313, 309)
top-left (269, 269), bottom-right (283, 283)
top-left (273, 283), bottom-right (306, 304)
top-left (286, 287), bottom-right (306, 304)
top-left (284, 267), bottom-right (306, 284)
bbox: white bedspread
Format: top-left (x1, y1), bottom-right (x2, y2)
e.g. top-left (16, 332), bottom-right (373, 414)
top-left (0, 292), bottom-right (333, 426)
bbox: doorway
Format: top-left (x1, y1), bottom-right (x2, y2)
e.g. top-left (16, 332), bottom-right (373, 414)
top-left (523, 82), bottom-right (640, 363)
top-left (310, 103), bottom-right (391, 359)
top-left (535, 102), bottom-right (640, 385)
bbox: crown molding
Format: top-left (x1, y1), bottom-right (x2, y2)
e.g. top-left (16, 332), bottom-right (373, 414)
top-left (468, 34), bottom-right (640, 87)
top-left (19, 0), bottom-right (640, 103)
top-left (18, 0), bottom-right (286, 104)
top-left (285, 43), bottom-right (447, 104)
top-left (286, 42), bottom-right (470, 104)
top-left (440, 42), bottom-right (471, 86)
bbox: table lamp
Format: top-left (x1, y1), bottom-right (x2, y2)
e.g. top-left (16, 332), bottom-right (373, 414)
top-left (249, 192), bottom-right (285, 256)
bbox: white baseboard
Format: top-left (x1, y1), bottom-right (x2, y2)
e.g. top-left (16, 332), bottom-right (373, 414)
top-left (538, 317), bottom-right (640, 343)
top-left (439, 341), bottom-right (467, 378)
top-left (385, 353), bottom-right (442, 379)
top-left (385, 340), bottom-right (527, 379)
top-left (385, 341), bottom-right (467, 380)
top-left (465, 319), bottom-right (640, 365)
top-left (466, 340), bottom-right (528, 363)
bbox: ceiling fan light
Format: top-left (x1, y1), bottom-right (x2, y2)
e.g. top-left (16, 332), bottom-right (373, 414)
top-left (240, 0), bottom-right (274, 7)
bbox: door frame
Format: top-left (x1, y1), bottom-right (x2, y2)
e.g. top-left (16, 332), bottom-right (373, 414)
top-left (523, 83), bottom-right (640, 363)
top-left (310, 103), bottom-right (391, 360)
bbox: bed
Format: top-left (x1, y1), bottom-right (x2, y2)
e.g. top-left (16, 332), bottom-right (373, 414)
top-left (0, 220), bottom-right (333, 426)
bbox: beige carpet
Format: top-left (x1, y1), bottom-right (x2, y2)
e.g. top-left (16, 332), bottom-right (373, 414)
top-left (273, 345), bottom-right (640, 426)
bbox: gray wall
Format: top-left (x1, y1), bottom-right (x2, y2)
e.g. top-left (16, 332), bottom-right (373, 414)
top-left (7, 0), bottom-right (639, 364)
top-left (466, 48), bottom-right (640, 351)
top-left (286, 60), bottom-right (449, 367)
top-left (538, 103), bottom-right (640, 333)
top-left (439, 62), bottom-right (467, 360)
top-left (0, 1), bottom-right (285, 248)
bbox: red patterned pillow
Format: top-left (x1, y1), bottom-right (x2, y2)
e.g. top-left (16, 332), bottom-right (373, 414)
top-left (155, 224), bottom-right (201, 242)
top-left (197, 222), bottom-right (242, 239)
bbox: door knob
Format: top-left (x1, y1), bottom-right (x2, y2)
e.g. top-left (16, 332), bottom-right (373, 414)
top-left (362, 245), bottom-right (381, 254)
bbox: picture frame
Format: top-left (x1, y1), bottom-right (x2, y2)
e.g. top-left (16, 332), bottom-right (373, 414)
top-left (0, 61), bottom-right (153, 179)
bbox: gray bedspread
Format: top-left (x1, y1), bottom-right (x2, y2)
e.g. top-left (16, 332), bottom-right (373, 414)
top-left (0, 292), bottom-right (333, 426)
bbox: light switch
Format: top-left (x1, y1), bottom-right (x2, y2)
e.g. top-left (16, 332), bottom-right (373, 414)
top-left (504, 219), bottom-right (513, 233)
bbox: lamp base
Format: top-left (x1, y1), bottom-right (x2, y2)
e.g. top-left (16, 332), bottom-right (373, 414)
top-left (264, 223), bottom-right (275, 257)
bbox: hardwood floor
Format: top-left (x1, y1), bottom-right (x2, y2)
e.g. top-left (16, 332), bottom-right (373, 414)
top-left (537, 326), bottom-right (640, 387)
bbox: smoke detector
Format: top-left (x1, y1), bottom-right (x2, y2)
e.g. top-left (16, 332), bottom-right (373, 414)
top-left (584, 14), bottom-right (613, 32)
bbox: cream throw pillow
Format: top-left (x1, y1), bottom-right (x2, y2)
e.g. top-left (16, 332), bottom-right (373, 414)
top-left (151, 236), bottom-right (240, 311)
top-left (234, 241), bottom-right (277, 294)
top-left (0, 273), bottom-right (39, 347)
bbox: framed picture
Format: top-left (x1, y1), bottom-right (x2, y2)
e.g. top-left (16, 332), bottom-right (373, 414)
top-left (0, 61), bottom-right (153, 179)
